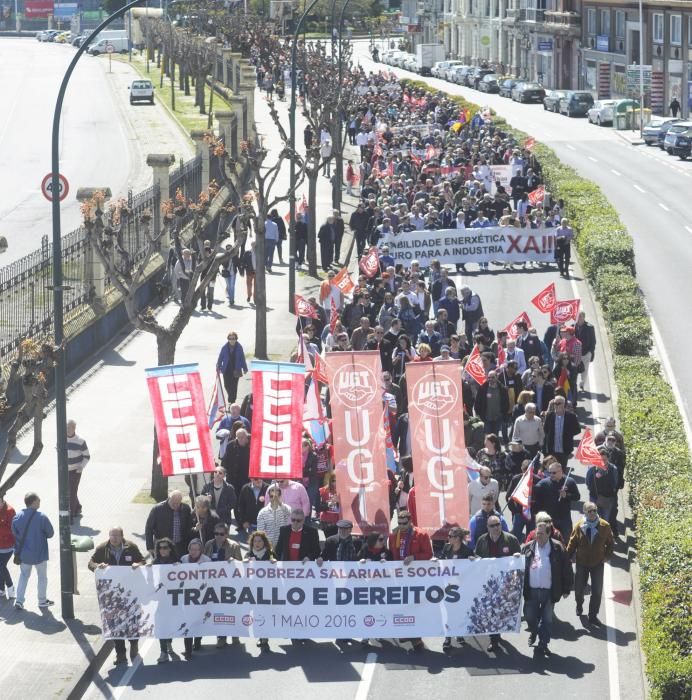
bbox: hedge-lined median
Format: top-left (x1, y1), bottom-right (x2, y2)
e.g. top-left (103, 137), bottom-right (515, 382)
top-left (403, 79), bottom-right (692, 699)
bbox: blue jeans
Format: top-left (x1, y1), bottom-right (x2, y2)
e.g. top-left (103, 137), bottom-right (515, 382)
top-left (484, 418), bottom-right (502, 436)
top-left (511, 513), bottom-right (533, 543)
top-left (524, 588), bottom-right (554, 647)
top-left (16, 560), bottom-right (48, 606)
top-left (225, 271), bottom-right (236, 303)
top-left (0, 551), bottom-right (13, 588)
top-left (265, 239), bottom-right (277, 269)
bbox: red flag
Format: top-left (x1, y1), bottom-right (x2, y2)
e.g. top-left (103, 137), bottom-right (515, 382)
top-left (332, 267), bottom-right (355, 296)
top-left (374, 142), bottom-right (383, 157)
top-left (403, 93), bottom-right (411, 104)
top-left (525, 137), bottom-right (536, 151)
top-left (283, 211), bottom-right (290, 223)
top-left (406, 361), bottom-right (470, 536)
top-left (359, 248), bottom-right (380, 278)
top-left (510, 466), bottom-right (534, 520)
top-left (531, 282), bottom-right (557, 314)
top-left (550, 299), bottom-right (581, 325)
top-left (409, 149), bottom-right (421, 167)
top-left (528, 185), bottom-right (545, 207)
top-left (425, 144), bottom-right (436, 161)
top-left (575, 428), bottom-right (606, 469)
top-left (298, 195), bottom-right (308, 216)
top-left (557, 367), bottom-right (571, 395)
top-left (386, 161), bottom-right (394, 177)
top-left (496, 343), bottom-right (507, 367)
top-left (464, 345), bottom-right (487, 385)
top-left (502, 311), bottom-right (532, 340)
top-left (294, 294), bottom-right (318, 319)
top-left (313, 353), bottom-right (329, 385)
top-left (329, 297), bottom-right (339, 334)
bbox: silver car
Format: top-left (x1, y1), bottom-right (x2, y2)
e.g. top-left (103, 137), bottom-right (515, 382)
top-left (587, 100), bottom-right (617, 126)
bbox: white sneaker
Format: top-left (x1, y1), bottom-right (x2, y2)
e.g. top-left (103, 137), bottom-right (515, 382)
top-left (6, 587), bottom-right (15, 599)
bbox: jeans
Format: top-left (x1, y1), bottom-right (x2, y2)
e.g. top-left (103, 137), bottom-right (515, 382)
top-left (16, 560), bottom-right (48, 605)
top-left (225, 271), bottom-right (236, 304)
top-left (0, 551), bottom-right (13, 588)
top-left (265, 239), bottom-right (277, 269)
top-left (484, 418), bottom-right (502, 436)
top-left (511, 513), bottom-right (533, 543)
top-left (595, 495), bottom-right (617, 524)
top-left (524, 588), bottom-right (554, 647)
top-left (575, 562), bottom-right (604, 617)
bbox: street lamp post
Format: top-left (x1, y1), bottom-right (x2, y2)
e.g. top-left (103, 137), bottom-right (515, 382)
top-left (333, 0), bottom-right (352, 214)
top-left (288, 0), bottom-right (320, 312)
top-left (50, 0), bottom-right (145, 621)
top-left (638, 0), bottom-right (644, 137)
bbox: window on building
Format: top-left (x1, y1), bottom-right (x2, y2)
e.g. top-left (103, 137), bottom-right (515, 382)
top-left (615, 10), bottom-right (625, 39)
top-left (652, 13), bottom-right (664, 43)
top-left (600, 9), bottom-right (610, 35)
top-left (670, 15), bottom-right (682, 46)
top-left (586, 8), bottom-right (596, 35)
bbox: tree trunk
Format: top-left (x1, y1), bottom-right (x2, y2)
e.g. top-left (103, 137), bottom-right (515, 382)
top-left (208, 72), bottom-right (216, 129)
top-left (178, 63), bottom-right (185, 92)
top-left (170, 58), bottom-right (176, 111)
top-left (197, 75), bottom-right (206, 114)
top-left (254, 221), bottom-right (268, 360)
top-left (307, 171), bottom-right (318, 277)
top-left (185, 73), bottom-right (191, 96)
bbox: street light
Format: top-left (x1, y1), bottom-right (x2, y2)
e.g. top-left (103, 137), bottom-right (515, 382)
top-left (288, 0), bottom-right (320, 312)
top-left (50, 0), bottom-right (145, 620)
top-left (333, 0), bottom-right (352, 214)
top-left (638, 0), bottom-right (644, 137)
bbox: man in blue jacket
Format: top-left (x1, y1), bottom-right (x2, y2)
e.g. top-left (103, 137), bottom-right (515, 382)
top-left (12, 492), bottom-right (54, 611)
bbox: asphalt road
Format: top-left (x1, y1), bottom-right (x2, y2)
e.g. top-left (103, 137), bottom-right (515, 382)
top-left (0, 38), bottom-right (193, 267)
top-left (354, 41), bottom-right (692, 439)
top-left (83, 271), bottom-right (643, 700)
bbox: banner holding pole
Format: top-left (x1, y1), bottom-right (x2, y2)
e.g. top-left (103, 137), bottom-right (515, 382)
top-left (95, 559), bottom-right (525, 640)
top-left (406, 361), bottom-right (470, 536)
top-left (249, 361), bottom-right (306, 480)
top-left (145, 363), bottom-right (216, 477)
top-left (326, 351), bottom-right (390, 535)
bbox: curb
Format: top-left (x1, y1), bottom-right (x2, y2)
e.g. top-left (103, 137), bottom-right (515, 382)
top-left (613, 129), bottom-right (645, 146)
top-left (65, 640), bottom-right (113, 700)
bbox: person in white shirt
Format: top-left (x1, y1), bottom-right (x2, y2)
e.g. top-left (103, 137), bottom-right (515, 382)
top-left (512, 403), bottom-right (544, 456)
top-left (468, 466), bottom-right (499, 515)
top-left (395, 280), bottom-right (419, 310)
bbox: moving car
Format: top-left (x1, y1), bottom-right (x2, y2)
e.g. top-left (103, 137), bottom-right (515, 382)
top-left (511, 82), bottom-right (546, 103)
top-left (499, 78), bottom-right (519, 98)
top-left (543, 89), bottom-right (568, 112)
top-left (587, 99), bottom-right (617, 126)
top-left (642, 116), bottom-right (682, 147)
top-left (558, 91), bottom-right (594, 117)
top-left (663, 121), bottom-right (692, 155)
top-left (478, 74), bottom-right (500, 93)
top-left (129, 79), bottom-right (155, 105)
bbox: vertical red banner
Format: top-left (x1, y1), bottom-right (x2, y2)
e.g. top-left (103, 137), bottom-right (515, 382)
top-left (145, 363), bottom-right (216, 477)
top-left (406, 361), bottom-right (470, 538)
top-left (248, 361), bottom-right (305, 480)
top-left (326, 352), bottom-right (390, 535)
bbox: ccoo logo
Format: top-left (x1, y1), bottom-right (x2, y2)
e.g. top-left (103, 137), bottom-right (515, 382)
top-left (332, 362), bottom-right (377, 408)
top-left (411, 373), bottom-right (458, 418)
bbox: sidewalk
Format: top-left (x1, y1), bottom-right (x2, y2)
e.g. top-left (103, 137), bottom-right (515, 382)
top-left (0, 86), bottom-right (356, 698)
top-left (613, 128), bottom-right (645, 146)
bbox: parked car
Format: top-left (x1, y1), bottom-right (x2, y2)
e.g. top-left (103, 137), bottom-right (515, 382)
top-left (72, 33), bottom-right (89, 47)
top-left (478, 74), bottom-right (501, 93)
top-left (499, 78), bottom-right (519, 98)
top-left (468, 67), bottom-right (494, 89)
top-left (395, 53), bottom-right (414, 68)
top-left (559, 91), bottom-right (595, 117)
top-left (54, 31), bottom-right (72, 44)
top-left (88, 37), bottom-right (128, 55)
top-left (587, 99), bottom-right (618, 126)
top-left (381, 50), bottom-right (404, 65)
top-left (642, 116), bottom-right (682, 147)
top-left (401, 55), bottom-right (418, 72)
top-left (448, 65), bottom-right (469, 84)
top-left (129, 79), bottom-right (155, 105)
top-left (543, 89), bottom-right (568, 112)
top-left (663, 121), bottom-right (692, 155)
top-left (36, 29), bottom-right (61, 42)
top-left (511, 82), bottom-right (546, 103)
top-left (432, 60), bottom-right (462, 79)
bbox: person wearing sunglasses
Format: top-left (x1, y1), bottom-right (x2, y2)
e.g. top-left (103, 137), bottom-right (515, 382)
top-left (274, 509), bottom-right (321, 564)
top-left (441, 527), bottom-right (473, 651)
top-left (150, 538), bottom-right (179, 663)
top-left (474, 516), bottom-right (521, 653)
top-left (358, 531), bottom-right (391, 562)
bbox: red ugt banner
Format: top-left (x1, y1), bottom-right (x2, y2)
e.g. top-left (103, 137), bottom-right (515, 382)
top-left (249, 361), bottom-right (306, 480)
top-left (145, 363), bottom-right (215, 477)
top-left (406, 361), bottom-right (470, 537)
top-left (326, 352), bottom-right (390, 536)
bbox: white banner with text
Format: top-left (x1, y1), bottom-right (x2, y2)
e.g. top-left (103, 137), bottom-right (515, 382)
top-left (379, 228), bottom-right (556, 265)
top-left (96, 559), bottom-right (524, 639)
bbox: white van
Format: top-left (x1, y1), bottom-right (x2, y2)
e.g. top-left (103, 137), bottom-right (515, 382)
top-left (88, 36), bottom-right (128, 55)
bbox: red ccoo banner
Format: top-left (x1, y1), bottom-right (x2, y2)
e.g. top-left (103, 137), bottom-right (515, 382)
top-left (249, 361), bottom-right (306, 480)
top-left (406, 361), bottom-right (470, 538)
top-left (145, 363), bottom-right (215, 477)
top-left (326, 352), bottom-right (390, 536)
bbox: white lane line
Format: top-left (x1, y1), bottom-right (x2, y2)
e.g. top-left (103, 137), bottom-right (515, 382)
top-left (611, 169), bottom-right (622, 176)
top-left (633, 184), bottom-right (646, 193)
top-left (658, 202), bottom-right (670, 211)
top-left (588, 156), bottom-right (598, 162)
top-left (112, 639), bottom-right (153, 700)
top-left (355, 652), bottom-right (378, 700)
top-left (685, 226), bottom-right (692, 234)
top-left (566, 144), bottom-right (577, 151)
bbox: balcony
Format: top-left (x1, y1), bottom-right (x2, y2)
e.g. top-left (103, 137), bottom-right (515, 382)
top-left (525, 8), bottom-right (545, 23)
top-left (544, 10), bottom-right (581, 30)
top-left (505, 7), bottom-right (526, 21)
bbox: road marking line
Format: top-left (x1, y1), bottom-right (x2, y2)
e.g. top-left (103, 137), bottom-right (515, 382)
top-left (658, 202), bottom-right (670, 211)
top-left (355, 652), bottom-right (378, 700)
top-left (566, 144), bottom-right (577, 151)
top-left (588, 156), bottom-right (598, 162)
top-left (611, 169), bottom-right (622, 176)
top-left (633, 184), bottom-right (645, 193)
top-left (112, 639), bottom-right (153, 700)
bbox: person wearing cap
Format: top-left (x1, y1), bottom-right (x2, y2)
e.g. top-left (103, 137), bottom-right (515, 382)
top-left (318, 520), bottom-right (359, 563)
top-left (435, 345), bottom-right (452, 362)
top-left (585, 446), bottom-right (619, 528)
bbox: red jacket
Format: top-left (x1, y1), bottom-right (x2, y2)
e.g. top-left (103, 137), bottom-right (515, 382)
top-left (388, 526), bottom-right (433, 561)
top-left (0, 502), bottom-right (17, 549)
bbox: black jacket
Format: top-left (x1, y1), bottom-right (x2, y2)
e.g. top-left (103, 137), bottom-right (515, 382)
top-left (522, 537), bottom-right (574, 603)
top-left (201, 481), bottom-right (237, 525)
top-left (575, 321), bottom-right (597, 355)
top-left (88, 540), bottom-right (144, 571)
top-left (322, 534), bottom-right (360, 561)
top-left (474, 381), bottom-right (510, 420)
top-left (440, 542), bottom-right (473, 559)
top-left (543, 410), bottom-right (581, 455)
top-left (237, 482), bottom-right (268, 527)
top-left (222, 439), bottom-right (251, 492)
top-left (533, 475), bottom-right (580, 521)
top-left (275, 524), bottom-right (321, 561)
top-left (145, 500), bottom-right (193, 553)
top-left (516, 333), bottom-right (543, 362)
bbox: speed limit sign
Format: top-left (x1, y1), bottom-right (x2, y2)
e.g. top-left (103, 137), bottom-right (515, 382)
top-left (41, 173), bottom-right (70, 202)
top-left (106, 42), bottom-right (114, 53)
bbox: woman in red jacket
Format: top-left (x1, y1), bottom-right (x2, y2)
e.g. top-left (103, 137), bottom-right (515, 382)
top-left (0, 497), bottom-right (16, 599)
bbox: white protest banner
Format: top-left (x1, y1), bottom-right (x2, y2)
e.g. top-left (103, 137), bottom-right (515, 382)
top-left (490, 164), bottom-right (513, 193)
top-left (379, 228), bottom-right (556, 266)
top-left (96, 559), bottom-right (524, 640)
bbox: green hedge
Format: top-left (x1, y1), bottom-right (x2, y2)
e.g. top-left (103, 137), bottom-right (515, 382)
top-left (402, 79), bottom-right (692, 699)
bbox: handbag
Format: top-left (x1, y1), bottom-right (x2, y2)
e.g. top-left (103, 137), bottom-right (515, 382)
top-left (13, 508), bottom-right (37, 565)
